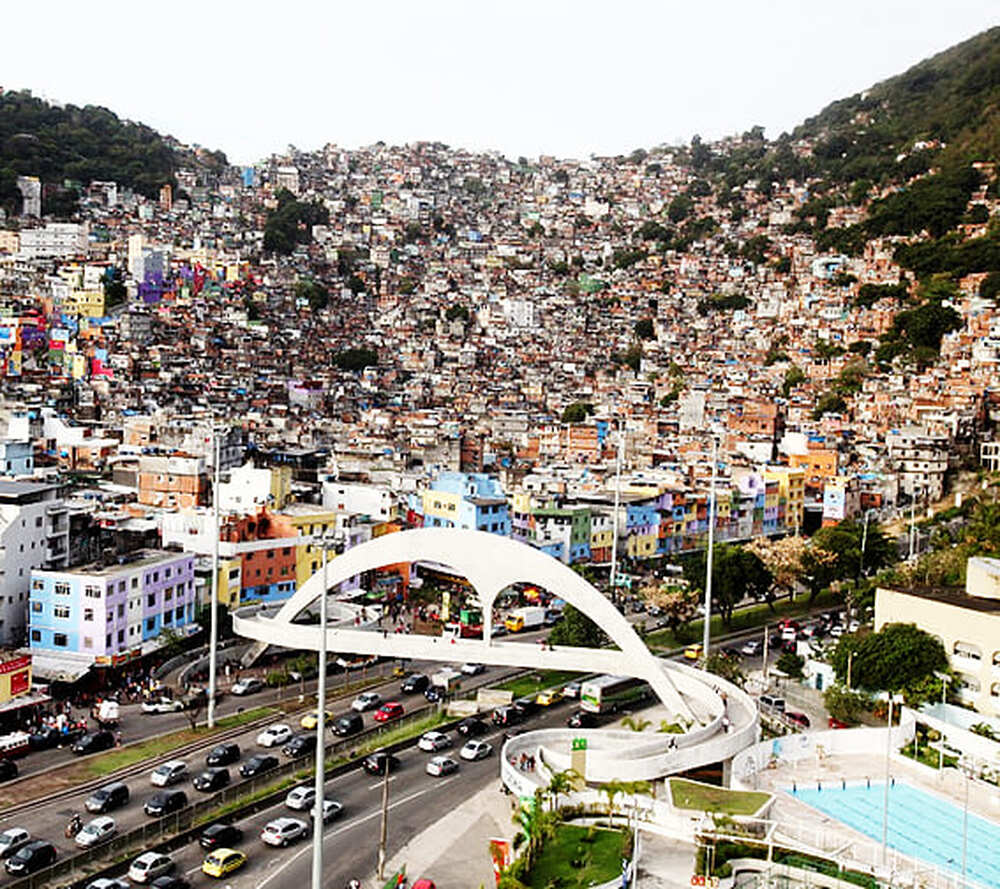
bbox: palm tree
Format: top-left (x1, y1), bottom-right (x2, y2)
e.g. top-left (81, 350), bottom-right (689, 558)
top-left (512, 788), bottom-right (546, 867)
top-left (546, 768), bottom-right (581, 812)
top-left (621, 715), bottom-right (652, 732)
top-left (599, 779), bottom-right (628, 827)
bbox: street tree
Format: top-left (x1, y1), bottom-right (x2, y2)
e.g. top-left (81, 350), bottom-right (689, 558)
top-left (548, 604), bottom-right (605, 648)
top-left (830, 623), bottom-right (947, 693)
top-left (683, 545), bottom-right (772, 626)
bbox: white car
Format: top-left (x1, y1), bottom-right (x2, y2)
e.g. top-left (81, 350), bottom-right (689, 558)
top-left (0, 827), bottom-right (29, 859)
top-left (231, 677), bottom-right (265, 696)
top-left (256, 724), bottom-right (293, 747)
top-left (150, 760), bottom-right (188, 787)
top-left (127, 851), bottom-right (173, 883)
top-left (285, 786), bottom-right (316, 811)
top-left (260, 817), bottom-right (308, 847)
top-left (417, 731), bottom-right (453, 752)
top-left (460, 663), bottom-right (486, 676)
top-left (85, 880), bottom-right (129, 889)
top-left (75, 816), bottom-right (116, 848)
top-left (311, 798), bottom-right (344, 824)
top-left (425, 755), bottom-right (459, 777)
top-left (352, 691), bottom-right (382, 712)
top-left (460, 739), bottom-right (493, 761)
top-left (141, 697), bottom-right (184, 714)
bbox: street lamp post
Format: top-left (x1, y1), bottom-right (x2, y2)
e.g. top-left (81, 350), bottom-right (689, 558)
top-left (881, 692), bottom-right (902, 865)
top-left (847, 650), bottom-right (856, 692)
top-left (934, 672), bottom-right (951, 773)
top-left (702, 434), bottom-right (718, 665)
top-left (609, 420), bottom-right (624, 605)
top-left (311, 533), bottom-right (332, 889)
top-left (961, 756), bottom-right (973, 889)
top-left (207, 430), bottom-right (221, 729)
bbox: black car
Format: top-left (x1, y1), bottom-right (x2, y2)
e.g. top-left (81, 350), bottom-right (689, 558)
top-left (362, 752), bottom-right (400, 776)
top-left (0, 759), bottom-right (17, 782)
top-left (543, 609), bottom-right (563, 626)
top-left (567, 709), bottom-right (597, 728)
top-left (282, 734), bottom-right (312, 758)
top-left (400, 673), bottom-right (429, 694)
top-left (28, 726), bottom-right (63, 751)
top-left (456, 717), bottom-right (489, 737)
top-left (85, 781), bottom-right (130, 813)
top-left (151, 877), bottom-right (191, 889)
top-left (514, 696), bottom-right (540, 716)
top-left (144, 789), bottom-right (188, 817)
top-left (193, 768), bottom-right (231, 792)
top-left (5, 840), bottom-right (56, 875)
top-left (72, 730), bottom-right (115, 756)
top-left (424, 686), bottom-right (442, 702)
top-left (491, 705), bottom-right (526, 727)
top-left (206, 742), bottom-right (240, 767)
top-left (199, 822), bottom-right (244, 850)
top-left (333, 712), bottom-right (364, 737)
top-left (239, 754), bottom-right (278, 779)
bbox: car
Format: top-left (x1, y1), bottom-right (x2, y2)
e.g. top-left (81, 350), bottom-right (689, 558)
top-left (829, 624), bottom-right (844, 638)
top-left (285, 786), bottom-right (316, 810)
top-left (740, 639), bottom-right (763, 656)
top-left (282, 734), bottom-right (313, 758)
top-left (401, 673), bottom-right (430, 694)
top-left (150, 876), bottom-right (190, 889)
top-left (373, 701), bottom-right (404, 722)
top-left (417, 730), bottom-right (453, 752)
top-left (75, 816), bottom-right (116, 848)
top-left (150, 759), bottom-right (189, 787)
top-left (562, 681), bottom-right (582, 699)
top-left (456, 716), bottom-right (489, 737)
top-left (683, 643), bottom-right (703, 661)
top-left (200, 822), bottom-right (244, 850)
top-left (299, 710), bottom-right (333, 731)
top-left (425, 755), bottom-right (459, 777)
top-left (535, 688), bottom-right (563, 706)
top-left (362, 752), bottom-right (400, 776)
top-left (411, 881), bottom-right (437, 889)
top-left (785, 711), bottom-right (811, 729)
top-left (230, 677), bottom-right (264, 696)
top-left (310, 798), bottom-right (344, 824)
top-left (827, 715), bottom-right (850, 729)
top-left (423, 686), bottom-right (442, 702)
top-left (239, 754), bottom-right (279, 778)
top-left (260, 817), bottom-right (308, 847)
top-left (491, 704), bottom-right (525, 727)
top-left (128, 851), bottom-right (174, 883)
top-left (544, 609), bottom-right (563, 626)
top-left (28, 725), bottom-right (63, 751)
top-left (193, 768), bottom-right (231, 792)
top-left (202, 848), bottom-right (247, 879)
top-left (460, 663), bottom-right (486, 676)
top-left (460, 739), bottom-right (493, 761)
top-left (206, 742), bottom-right (240, 767)
top-left (72, 730), bottom-right (115, 755)
top-left (566, 709), bottom-right (597, 728)
top-left (85, 879), bottom-right (130, 889)
top-left (759, 694), bottom-right (786, 713)
top-left (256, 724), bottom-right (293, 747)
top-left (86, 780), bottom-right (130, 813)
top-left (141, 697), bottom-right (184, 714)
top-left (144, 790), bottom-right (188, 817)
top-left (5, 840), bottom-right (55, 875)
top-left (333, 711), bottom-right (364, 736)
top-left (0, 828), bottom-right (30, 859)
top-left (352, 691), bottom-right (382, 712)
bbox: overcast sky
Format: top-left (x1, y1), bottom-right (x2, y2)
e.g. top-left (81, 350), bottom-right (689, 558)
top-left (3, 2), bottom-right (997, 165)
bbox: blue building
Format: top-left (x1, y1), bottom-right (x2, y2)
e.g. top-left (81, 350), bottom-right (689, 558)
top-left (0, 440), bottom-right (33, 477)
top-left (420, 472), bottom-right (511, 536)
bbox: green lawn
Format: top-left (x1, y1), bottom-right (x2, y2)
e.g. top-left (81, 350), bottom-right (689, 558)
top-left (669, 778), bottom-right (771, 815)
top-left (645, 590), bottom-right (839, 651)
top-left (525, 824), bottom-right (625, 889)
top-left (494, 670), bottom-right (583, 699)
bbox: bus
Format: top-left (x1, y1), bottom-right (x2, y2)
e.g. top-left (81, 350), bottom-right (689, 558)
top-left (579, 675), bottom-right (651, 714)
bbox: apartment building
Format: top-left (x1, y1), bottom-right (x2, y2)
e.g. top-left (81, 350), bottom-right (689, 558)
top-left (137, 454), bottom-right (209, 508)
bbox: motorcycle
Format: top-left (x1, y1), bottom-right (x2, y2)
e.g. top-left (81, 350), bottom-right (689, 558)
top-left (65, 815), bottom-right (82, 838)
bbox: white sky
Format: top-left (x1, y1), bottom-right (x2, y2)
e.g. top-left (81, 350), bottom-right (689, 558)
top-left (3, 1), bottom-right (997, 165)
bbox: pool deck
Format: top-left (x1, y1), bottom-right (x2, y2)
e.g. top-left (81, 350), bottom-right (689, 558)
top-left (748, 751), bottom-right (1000, 888)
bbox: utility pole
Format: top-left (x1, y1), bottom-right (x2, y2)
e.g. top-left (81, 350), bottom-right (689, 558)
top-left (311, 535), bottom-right (331, 889)
top-left (207, 430), bottom-right (221, 728)
top-left (377, 757), bottom-right (390, 880)
top-left (702, 433), bottom-right (717, 664)
top-left (608, 420), bottom-right (624, 605)
top-left (762, 623), bottom-right (769, 685)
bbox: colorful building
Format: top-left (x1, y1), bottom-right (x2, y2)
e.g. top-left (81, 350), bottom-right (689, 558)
top-left (420, 472), bottom-right (510, 536)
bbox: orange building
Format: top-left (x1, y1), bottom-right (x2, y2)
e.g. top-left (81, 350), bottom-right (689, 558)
top-left (137, 453), bottom-right (209, 508)
top-left (221, 509), bottom-right (298, 603)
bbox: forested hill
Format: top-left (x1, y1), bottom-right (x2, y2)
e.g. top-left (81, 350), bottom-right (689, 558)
top-left (0, 90), bottom-right (226, 216)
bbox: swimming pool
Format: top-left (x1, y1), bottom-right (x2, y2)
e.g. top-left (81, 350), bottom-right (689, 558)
top-left (790, 781), bottom-right (1000, 888)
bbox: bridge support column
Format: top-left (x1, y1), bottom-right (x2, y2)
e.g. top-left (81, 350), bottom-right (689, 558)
top-left (722, 755), bottom-right (734, 788)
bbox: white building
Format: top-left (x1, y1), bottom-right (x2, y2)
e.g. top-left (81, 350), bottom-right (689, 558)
top-left (322, 481), bottom-right (394, 521)
top-left (18, 223), bottom-right (89, 260)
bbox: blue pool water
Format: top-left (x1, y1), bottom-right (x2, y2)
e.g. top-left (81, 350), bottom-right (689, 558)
top-left (789, 782), bottom-right (1000, 888)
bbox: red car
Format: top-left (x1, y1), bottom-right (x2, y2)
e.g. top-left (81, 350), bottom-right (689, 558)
top-left (373, 702), bottom-right (404, 723)
top-left (827, 716), bottom-right (850, 729)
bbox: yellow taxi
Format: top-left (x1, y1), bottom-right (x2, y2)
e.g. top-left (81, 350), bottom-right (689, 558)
top-left (683, 643), bottom-right (703, 661)
top-left (535, 688), bottom-right (564, 706)
top-left (202, 848), bottom-right (247, 878)
top-left (299, 710), bottom-right (333, 731)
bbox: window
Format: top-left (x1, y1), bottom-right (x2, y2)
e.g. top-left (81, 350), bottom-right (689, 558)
top-left (131, 578), bottom-right (138, 589)
top-left (53, 633), bottom-right (67, 647)
top-left (31, 602), bottom-right (42, 613)
top-left (163, 610), bottom-right (173, 624)
top-left (106, 634), bottom-right (111, 647)
top-left (117, 604), bottom-right (124, 618)
top-left (31, 579), bottom-right (44, 591)
top-left (228, 568), bottom-right (239, 579)
top-left (152, 571), bottom-right (159, 582)
top-left (164, 587), bottom-right (173, 602)
top-left (35, 516), bottom-right (42, 527)
top-left (85, 585), bottom-right (102, 599)
top-left (164, 567), bottom-right (171, 579)
top-left (54, 605), bottom-right (70, 619)
top-left (267, 550), bottom-right (274, 559)
top-left (84, 608), bottom-right (94, 622)
top-left (30, 630), bottom-right (40, 642)
top-left (175, 606), bottom-right (184, 620)
top-left (83, 637), bottom-right (93, 649)
top-left (54, 582), bottom-right (70, 596)
top-left (147, 594), bottom-right (156, 607)
top-left (118, 581), bottom-right (126, 593)
top-left (117, 629), bottom-right (124, 643)
top-left (146, 618), bottom-right (155, 631)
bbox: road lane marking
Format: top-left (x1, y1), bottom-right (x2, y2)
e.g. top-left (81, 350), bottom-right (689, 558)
top-left (366, 775), bottom-right (397, 791)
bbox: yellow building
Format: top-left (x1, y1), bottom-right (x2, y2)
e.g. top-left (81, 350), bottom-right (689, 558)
top-left (765, 467), bottom-right (806, 531)
top-left (875, 557), bottom-right (1000, 718)
top-left (66, 289), bottom-right (105, 318)
top-left (215, 557), bottom-right (242, 608)
top-left (421, 489), bottom-right (462, 526)
top-left (282, 506), bottom-right (340, 590)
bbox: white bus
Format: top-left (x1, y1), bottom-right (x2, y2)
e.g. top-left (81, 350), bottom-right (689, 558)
top-left (579, 675), bottom-right (651, 714)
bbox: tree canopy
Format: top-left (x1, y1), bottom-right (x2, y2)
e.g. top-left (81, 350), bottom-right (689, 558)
top-left (263, 189), bottom-right (329, 254)
top-left (830, 623), bottom-right (947, 693)
top-left (547, 603), bottom-right (605, 648)
top-left (682, 545), bottom-right (772, 626)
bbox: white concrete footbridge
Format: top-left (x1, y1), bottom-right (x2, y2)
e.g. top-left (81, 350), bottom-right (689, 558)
top-left (232, 528), bottom-right (757, 785)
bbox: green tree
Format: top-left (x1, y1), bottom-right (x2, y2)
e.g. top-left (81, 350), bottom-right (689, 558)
top-left (547, 604), bottom-right (605, 648)
top-left (561, 402), bottom-right (593, 424)
top-left (333, 348), bottom-right (377, 372)
top-left (668, 194), bottom-right (693, 223)
top-left (830, 623), bottom-right (947, 692)
top-left (294, 278), bottom-right (328, 310)
top-left (621, 715), bottom-right (652, 732)
top-left (823, 684), bottom-right (867, 725)
top-left (775, 651), bottom-right (804, 678)
top-left (705, 652), bottom-right (745, 687)
top-left (634, 318), bottom-right (655, 340)
top-left (444, 303), bottom-right (469, 322)
top-left (683, 546), bottom-right (772, 626)
top-left (782, 365), bottom-right (807, 397)
top-left (812, 391), bottom-right (847, 419)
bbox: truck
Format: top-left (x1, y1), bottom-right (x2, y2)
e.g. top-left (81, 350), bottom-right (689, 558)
top-left (504, 606), bottom-right (545, 633)
top-left (431, 667), bottom-right (463, 692)
top-left (92, 699), bottom-right (120, 728)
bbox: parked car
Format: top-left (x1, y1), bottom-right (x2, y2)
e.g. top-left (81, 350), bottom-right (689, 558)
top-left (425, 755), bottom-right (458, 777)
top-left (202, 848), bottom-right (246, 879)
top-left (362, 752), bottom-right (400, 776)
top-left (144, 790), bottom-right (188, 818)
top-left (5, 841), bottom-right (56, 875)
top-left (373, 702), bottom-right (404, 723)
top-left (827, 716), bottom-right (850, 729)
top-left (566, 709), bottom-right (597, 728)
top-left (260, 817), bottom-right (308, 847)
top-left (239, 755), bottom-right (279, 779)
top-left (127, 852), bottom-right (174, 883)
top-left (418, 731), bottom-right (452, 752)
top-left (310, 799), bottom-right (344, 824)
top-left (411, 880), bottom-right (437, 889)
top-left (460, 663), bottom-right (486, 676)
top-left (141, 697), bottom-right (184, 714)
top-left (785, 711), bottom-right (811, 729)
top-left (401, 673), bottom-right (429, 694)
top-left (230, 678), bottom-right (264, 696)
top-left (282, 734), bottom-right (313, 758)
top-left (150, 760), bottom-right (189, 787)
top-left (459, 739), bottom-right (493, 761)
top-left (206, 743), bottom-right (240, 767)
top-left (683, 643), bottom-right (703, 661)
top-left (74, 816), bottom-right (116, 848)
top-left (740, 639), bottom-right (763, 656)
top-left (759, 695), bottom-right (786, 713)
top-left (456, 717), bottom-right (488, 737)
top-left (0, 828), bottom-right (30, 859)
top-left (86, 781), bottom-right (129, 813)
top-left (193, 768), bottom-right (231, 792)
top-left (72, 730), bottom-right (115, 755)
top-left (200, 823), bottom-right (244, 851)
top-left (0, 759), bottom-right (18, 782)
top-left (85, 880), bottom-right (130, 889)
top-left (256, 724), bottom-right (293, 748)
top-left (333, 712), bottom-right (364, 736)
top-left (352, 691), bottom-right (382, 712)
top-left (285, 786), bottom-right (316, 811)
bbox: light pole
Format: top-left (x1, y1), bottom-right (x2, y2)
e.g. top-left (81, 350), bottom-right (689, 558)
top-left (934, 671), bottom-right (951, 773)
top-left (961, 756), bottom-right (973, 889)
top-left (609, 420), bottom-right (624, 605)
top-left (702, 433), bottom-right (718, 665)
top-left (846, 650), bottom-right (856, 692)
top-left (881, 692), bottom-right (902, 865)
top-left (207, 430), bottom-right (221, 728)
top-left (311, 531), bottom-right (333, 889)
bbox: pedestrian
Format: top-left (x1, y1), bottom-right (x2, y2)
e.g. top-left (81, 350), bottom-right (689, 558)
top-left (115, 730), bottom-right (122, 748)
top-left (721, 715), bottom-right (731, 734)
